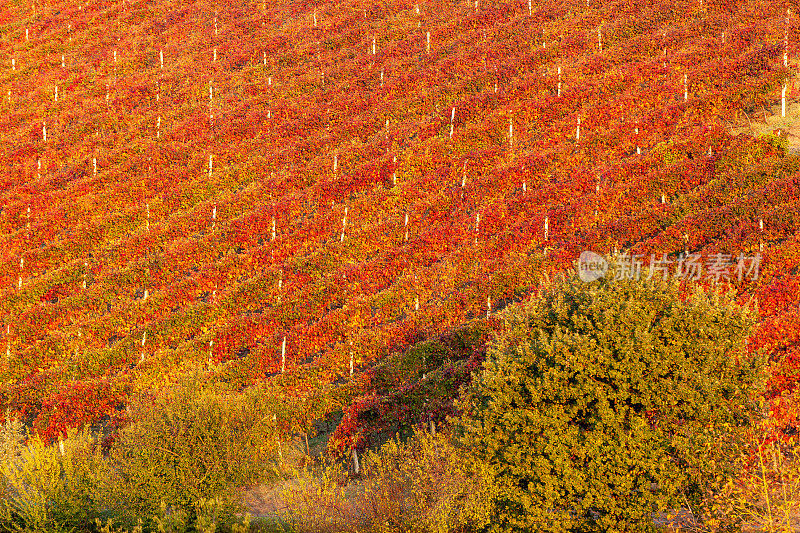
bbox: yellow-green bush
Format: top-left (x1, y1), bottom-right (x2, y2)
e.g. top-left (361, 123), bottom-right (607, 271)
top-left (108, 373), bottom-right (280, 528)
top-left (456, 274), bottom-right (767, 532)
top-left (0, 424), bottom-right (112, 532)
top-left (280, 430), bottom-right (495, 533)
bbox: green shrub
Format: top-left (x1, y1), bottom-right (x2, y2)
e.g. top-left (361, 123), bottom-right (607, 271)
top-left (108, 372), bottom-right (278, 528)
top-left (0, 425), bottom-right (112, 532)
top-left (456, 274), bottom-right (766, 532)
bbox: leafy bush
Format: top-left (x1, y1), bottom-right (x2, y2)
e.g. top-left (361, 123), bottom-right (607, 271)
top-left (108, 372), bottom-right (279, 527)
top-left (0, 425), bottom-right (112, 532)
top-left (281, 429), bottom-right (495, 533)
top-left (457, 274), bottom-right (767, 532)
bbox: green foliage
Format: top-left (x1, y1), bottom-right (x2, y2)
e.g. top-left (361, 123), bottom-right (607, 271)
top-left (0, 425), bottom-right (112, 532)
top-left (282, 430), bottom-right (495, 533)
top-left (759, 132), bottom-right (789, 154)
top-left (457, 274), bottom-right (766, 532)
top-left (108, 373), bottom-right (278, 526)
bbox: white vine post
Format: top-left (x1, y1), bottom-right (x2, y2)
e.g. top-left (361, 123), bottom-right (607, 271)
top-left (11, 58), bottom-right (15, 71)
top-left (661, 193), bottom-right (666, 204)
top-left (557, 65), bottom-right (562, 97)
top-left (528, 0), bottom-right (532, 16)
top-left (157, 116), bottom-right (161, 139)
top-left (340, 206), bottom-right (348, 242)
top-left (486, 295), bottom-right (491, 319)
top-left (61, 54), bottom-right (65, 67)
top-left (93, 157), bottom-right (97, 177)
top-left (37, 159), bottom-right (41, 180)
top-left (598, 27), bottom-right (602, 51)
top-left (426, 31), bottom-right (431, 54)
top-left (380, 68), bottom-right (384, 87)
top-left (415, 295), bottom-right (420, 311)
top-left (212, 204), bottom-right (217, 231)
top-left (146, 203), bottom-right (150, 231)
top-left (25, 28), bottom-right (28, 41)
top-left (782, 84), bottom-right (787, 118)
top-left (333, 151), bottom-right (338, 172)
top-left (759, 217), bottom-right (764, 252)
top-left (156, 80), bottom-right (160, 102)
top-left (508, 118), bottom-right (513, 150)
top-left (54, 86), bottom-right (58, 102)
top-left (352, 448), bottom-right (360, 474)
top-left (372, 36), bottom-right (376, 55)
top-left (544, 215), bottom-right (549, 241)
top-left (213, 48), bottom-right (217, 62)
top-left (575, 115), bottom-right (580, 141)
top-left (271, 216), bottom-right (276, 240)
top-left (83, 262), bottom-right (88, 289)
top-left (208, 153), bottom-right (213, 178)
top-left (683, 73), bottom-right (688, 102)
top-left (635, 126), bottom-right (640, 154)
top-left (450, 106), bottom-right (455, 138)
top-left (263, 51), bottom-right (267, 65)
top-left (349, 340), bottom-right (354, 377)
top-left (474, 212), bottom-right (480, 244)
top-left (313, 8), bottom-right (317, 26)
top-left (160, 49), bottom-right (164, 69)
top-left (42, 122), bottom-right (46, 142)
top-left (281, 335), bottom-right (286, 372)
top-left (214, 16), bottom-right (218, 36)
top-left (461, 161), bottom-right (467, 187)
top-left (404, 212), bottom-right (409, 242)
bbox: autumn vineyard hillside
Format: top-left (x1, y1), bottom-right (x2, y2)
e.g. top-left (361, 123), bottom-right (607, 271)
top-left (1, 0), bottom-right (800, 480)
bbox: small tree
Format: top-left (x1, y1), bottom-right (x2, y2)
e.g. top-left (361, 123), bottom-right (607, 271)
top-left (457, 273), bottom-right (766, 532)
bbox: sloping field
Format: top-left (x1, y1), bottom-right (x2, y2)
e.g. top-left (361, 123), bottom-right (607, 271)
top-left (0, 0), bottom-right (799, 444)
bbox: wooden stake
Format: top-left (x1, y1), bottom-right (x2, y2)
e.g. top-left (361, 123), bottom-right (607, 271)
top-left (557, 66), bottom-right (561, 97)
top-left (683, 73), bottom-right (688, 102)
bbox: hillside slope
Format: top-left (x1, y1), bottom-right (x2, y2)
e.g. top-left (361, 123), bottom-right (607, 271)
top-left (1, 0), bottom-right (799, 443)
